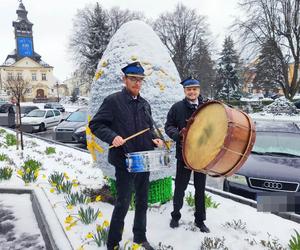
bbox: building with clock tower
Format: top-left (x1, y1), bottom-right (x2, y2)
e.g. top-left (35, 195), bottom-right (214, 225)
top-left (0, 1), bottom-right (66, 102)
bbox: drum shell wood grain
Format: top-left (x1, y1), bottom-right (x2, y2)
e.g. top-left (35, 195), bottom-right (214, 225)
top-left (182, 101), bottom-right (256, 177)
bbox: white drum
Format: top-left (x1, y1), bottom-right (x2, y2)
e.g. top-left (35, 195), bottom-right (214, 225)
top-left (126, 150), bottom-right (171, 172)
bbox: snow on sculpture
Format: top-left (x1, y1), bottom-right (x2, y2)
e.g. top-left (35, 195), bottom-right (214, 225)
top-left (87, 20), bottom-right (183, 180)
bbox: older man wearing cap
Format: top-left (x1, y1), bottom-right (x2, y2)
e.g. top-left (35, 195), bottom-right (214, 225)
top-left (89, 61), bottom-right (163, 250)
top-left (164, 77), bottom-right (210, 233)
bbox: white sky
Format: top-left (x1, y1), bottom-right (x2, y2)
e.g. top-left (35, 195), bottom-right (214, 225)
top-left (0, 0), bottom-right (240, 81)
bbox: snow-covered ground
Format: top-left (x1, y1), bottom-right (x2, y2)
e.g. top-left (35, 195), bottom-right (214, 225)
top-left (0, 193), bottom-right (45, 250)
top-left (0, 127), bottom-right (299, 250)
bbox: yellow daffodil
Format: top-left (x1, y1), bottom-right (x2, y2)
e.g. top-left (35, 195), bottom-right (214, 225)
top-left (103, 220), bottom-right (110, 228)
top-left (97, 211), bottom-right (103, 218)
top-left (132, 243), bottom-right (141, 250)
top-left (96, 224), bottom-right (103, 232)
top-left (95, 195), bottom-right (101, 202)
top-left (77, 246), bottom-right (84, 250)
top-left (85, 232), bottom-right (93, 239)
top-left (50, 188), bottom-right (55, 193)
top-left (64, 172), bottom-right (69, 179)
top-left (72, 183), bottom-right (79, 187)
top-left (34, 171), bottom-right (39, 178)
top-left (67, 204), bottom-right (73, 210)
top-left (65, 225), bottom-right (72, 231)
top-left (42, 174), bottom-right (46, 179)
top-left (17, 169), bottom-right (24, 176)
top-left (64, 215), bottom-right (73, 224)
top-left (72, 179), bottom-right (78, 183)
top-left (25, 168), bottom-right (30, 174)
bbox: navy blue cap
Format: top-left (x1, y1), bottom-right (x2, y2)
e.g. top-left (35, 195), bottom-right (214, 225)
top-left (121, 62), bottom-right (145, 77)
top-left (180, 77), bottom-right (200, 87)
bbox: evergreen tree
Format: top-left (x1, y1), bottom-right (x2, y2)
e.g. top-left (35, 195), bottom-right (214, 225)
top-left (253, 39), bottom-right (283, 96)
top-left (191, 38), bottom-right (216, 97)
top-left (69, 3), bottom-right (143, 79)
top-left (215, 36), bottom-right (241, 102)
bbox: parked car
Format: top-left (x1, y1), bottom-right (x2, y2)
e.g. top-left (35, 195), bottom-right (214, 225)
top-left (223, 121), bottom-right (300, 201)
top-left (0, 103), bottom-right (16, 128)
top-left (54, 108), bottom-right (87, 144)
top-left (20, 105), bottom-right (39, 117)
top-left (21, 109), bottom-right (62, 132)
top-left (44, 103), bottom-right (65, 112)
top-left (294, 99), bottom-right (300, 109)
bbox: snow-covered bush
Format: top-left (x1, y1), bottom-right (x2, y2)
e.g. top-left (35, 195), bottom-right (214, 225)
top-left (263, 97), bottom-right (298, 115)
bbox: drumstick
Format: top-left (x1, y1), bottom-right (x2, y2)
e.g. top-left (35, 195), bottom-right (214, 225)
top-left (108, 128), bottom-right (150, 149)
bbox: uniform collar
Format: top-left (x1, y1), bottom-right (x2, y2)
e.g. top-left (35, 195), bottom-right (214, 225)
top-left (122, 87), bottom-right (141, 102)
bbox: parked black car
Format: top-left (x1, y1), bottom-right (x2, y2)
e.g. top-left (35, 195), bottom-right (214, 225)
top-left (44, 103), bottom-right (65, 112)
top-left (20, 105), bottom-right (39, 117)
top-left (54, 108), bottom-right (87, 145)
top-left (223, 121), bottom-right (300, 202)
top-left (294, 99), bottom-right (300, 109)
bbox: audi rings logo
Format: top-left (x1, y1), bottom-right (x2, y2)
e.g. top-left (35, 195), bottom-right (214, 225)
top-left (263, 181), bottom-right (283, 190)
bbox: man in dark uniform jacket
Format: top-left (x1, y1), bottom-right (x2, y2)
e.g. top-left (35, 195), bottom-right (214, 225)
top-left (89, 62), bottom-right (163, 250)
top-left (164, 77), bottom-right (210, 233)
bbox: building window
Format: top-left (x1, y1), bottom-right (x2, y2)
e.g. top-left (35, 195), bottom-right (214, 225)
top-left (42, 73), bottom-right (47, 81)
top-left (17, 72), bottom-right (23, 80)
top-left (7, 72), bottom-right (13, 80)
top-left (32, 73), bottom-right (37, 81)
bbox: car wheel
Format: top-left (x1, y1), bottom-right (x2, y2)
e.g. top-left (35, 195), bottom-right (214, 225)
top-left (39, 123), bottom-right (46, 132)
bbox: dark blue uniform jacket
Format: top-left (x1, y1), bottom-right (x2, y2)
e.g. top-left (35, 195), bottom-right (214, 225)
top-left (165, 96), bottom-right (204, 161)
top-left (89, 88), bottom-right (157, 168)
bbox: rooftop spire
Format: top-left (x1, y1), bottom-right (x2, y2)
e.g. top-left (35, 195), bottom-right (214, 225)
top-left (16, 0), bottom-right (29, 22)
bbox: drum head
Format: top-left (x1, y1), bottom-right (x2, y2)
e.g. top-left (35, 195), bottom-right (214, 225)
top-left (184, 102), bottom-right (228, 170)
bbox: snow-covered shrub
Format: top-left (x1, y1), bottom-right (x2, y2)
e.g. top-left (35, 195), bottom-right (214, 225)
top-left (263, 97), bottom-right (298, 115)
top-left (200, 236), bottom-right (228, 250)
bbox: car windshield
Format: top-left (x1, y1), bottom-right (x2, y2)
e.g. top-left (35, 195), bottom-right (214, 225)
top-left (253, 131), bottom-right (300, 157)
top-left (26, 110), bottom-right (46, 117)
top-left (66, 111), bottom-right (87, 122)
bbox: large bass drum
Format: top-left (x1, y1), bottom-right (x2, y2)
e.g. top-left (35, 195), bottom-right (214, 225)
top-left (182, 100), bottom-right (256, 177)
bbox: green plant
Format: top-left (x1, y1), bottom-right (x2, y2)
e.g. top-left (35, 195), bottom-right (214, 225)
top-left (92, 222), bottom-right (110, 247)
top-left (57, 180), bottom-right (73, 194)
top-left (0, 128), bottom-right (6, 134)
top-left (0, 167), bottom-right (13, 180)
top-left (48, 171), bottom-right (65, 187)
top-left (45, 146), bottom-right (56, 155)
top-left (0, 153), bottom-right (9, 161)
top-left (185, 191), bottom-right (195, 207)
top-left (78, 206), bottom-right (100, 225)
top-left (288, 230), bottom-right (300, 250)
top-left (65, 192), bottom-right (89, 206)
top-left (17, 159), bottom-right (42, 183)
top-left (205, 194), bottom-right (220, 209)
top-left (5, 133), bottom-right (17, 146)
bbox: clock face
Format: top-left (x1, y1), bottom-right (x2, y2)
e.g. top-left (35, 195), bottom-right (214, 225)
top-left (17, 37), bottom-right (33, 57)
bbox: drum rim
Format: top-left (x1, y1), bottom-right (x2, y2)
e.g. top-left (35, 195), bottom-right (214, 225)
top-left (182, 100), bottom-right (256, 176)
